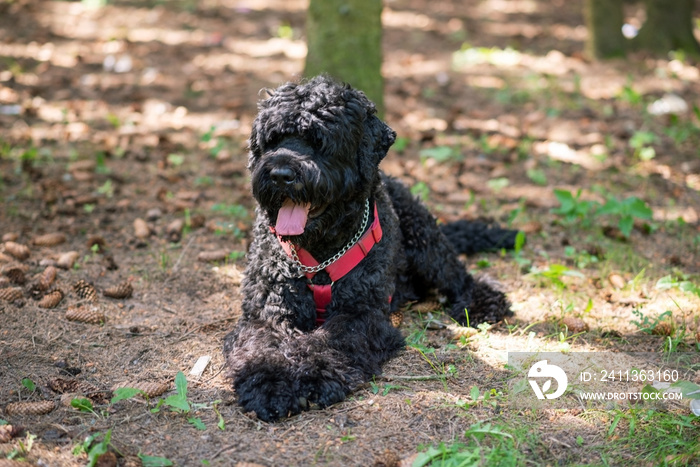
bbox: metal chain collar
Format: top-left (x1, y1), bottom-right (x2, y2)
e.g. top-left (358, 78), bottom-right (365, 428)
top-left (289, 199), bottom-right (370, 274)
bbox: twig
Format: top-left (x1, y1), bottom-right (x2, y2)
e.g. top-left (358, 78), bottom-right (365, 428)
top-left (167, 232), bottom-right (198, 279)
top-left (379, 374), bottom-right (448, 381)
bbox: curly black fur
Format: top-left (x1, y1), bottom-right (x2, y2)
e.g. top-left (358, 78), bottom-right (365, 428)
top-left (223, 75), bottom-right (518, 421)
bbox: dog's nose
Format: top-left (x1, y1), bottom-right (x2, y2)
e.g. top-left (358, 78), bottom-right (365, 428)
top-left (270, 167), bottom-right (296, 186)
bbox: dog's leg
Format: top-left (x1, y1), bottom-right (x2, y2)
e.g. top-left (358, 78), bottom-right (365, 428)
top-left (285, 311), bottom-right (404, 408)
top-left (384, 176), bottom-right (512, 325)
top-left (223, 321), bottom-right (305, 421)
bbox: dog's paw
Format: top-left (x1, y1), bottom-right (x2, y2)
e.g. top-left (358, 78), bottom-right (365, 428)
top-left (234, 368), bottom-right (302, 422)
top-left (300, 379), bottom-right (348, 408)
top-left (450, 277), bottom-right (512, 326)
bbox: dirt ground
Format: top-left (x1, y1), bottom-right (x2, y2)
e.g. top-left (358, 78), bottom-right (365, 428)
top-left (1, 0), bottom-right (700, 465)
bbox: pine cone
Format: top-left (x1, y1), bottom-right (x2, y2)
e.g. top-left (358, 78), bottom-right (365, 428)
top-left (446, 323), bottom-right (479, 339)
top-left (103, 281), bottom-right (133, 299)
top-left (4, 400), bottom-right (55, 416)
top-left (389, 310), bottom-right (403, 328)
top-left (73, 280), bottom-right (97, 302)
top-left (65, 305), bottom-right (105, 324)
top-left (38, 289), bottom-right (64, 308)
top-left (0, 425), bottom-right (24, 442)
top-left (3, 241), bottom-right (30, 260)
top-left (33, 233), bottom-right (67, 247)
top-left (0, 287), bottom-right (23, 302)
top-left (652, 322), bottom-right (674, 337)
top-left (112, 381), bottom-right (170, 398)
top-left (4, 267), bottom-right (26, 285)
top-left (38, 265), bottom-right (58, 291)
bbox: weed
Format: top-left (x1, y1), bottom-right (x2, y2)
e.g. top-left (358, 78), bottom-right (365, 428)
top-left (526, 168), bottom-right (548, 186)
top-left (551, 189), bottom-right (596, 225)
top-left (552, 189), bottom-right (652, 237)
top-left (97, 180), bottom-right (114, 198)
top-left (410, 181), bottom-right (430, 201)
top-left (21, 378), bottom-right (36, 392)
top-left (656, 274), bottom-right (700, 299)
top-left (414, 422), bottom-right (522, 467)
top-left (138, 452), bottom-right (174, 466)
top-left (419, 146), bottom-right (461, 164)
top-left (618, 76), bottom-right (642, 105)
top-left (564, 246), bottom-right (599, 268)
top-left (631, 309), bottom-right (672, 334)
top-left (629, 130), bottom-right (658, 161)
top-left (210, 203), bottom-right (248, 219)
top-left (392, 136), bottom-right (410, 153)
top-left (7, 432), bottom-right (36, 461)
top-left (72, 430), bottom-right (115, 467)
top-left (369, 380), bottom-right (405, 396)
top-left (487, 177), bottom-right (509, 192)
top-left (528, 263), bottom-right (584, 289)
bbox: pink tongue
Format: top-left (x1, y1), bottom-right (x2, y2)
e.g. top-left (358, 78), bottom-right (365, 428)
top-left (275, 199), bottom-right (311, 236)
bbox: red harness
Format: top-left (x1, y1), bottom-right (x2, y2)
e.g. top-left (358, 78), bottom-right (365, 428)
top-left (274, 203), bottom-right (384, 326)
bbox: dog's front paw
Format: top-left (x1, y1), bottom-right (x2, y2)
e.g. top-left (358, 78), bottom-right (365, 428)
top-left (299, 378), bottom-right (348, 408)
top-left (234, 367), bottom-right (302, 422)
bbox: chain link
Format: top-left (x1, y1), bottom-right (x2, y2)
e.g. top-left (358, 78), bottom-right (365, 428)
top-left (289, 199), bottom-right (370, 274)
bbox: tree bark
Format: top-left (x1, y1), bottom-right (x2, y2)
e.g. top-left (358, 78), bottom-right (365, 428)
top-left (632, 0), bottom-right (700, 57)
top-left (304, 0), bottom-right (385, 115)
top-left (584, 0), bottom-right (625, 59)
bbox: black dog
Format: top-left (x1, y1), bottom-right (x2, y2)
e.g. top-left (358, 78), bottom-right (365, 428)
top-left (223, 76), bottom-right (517, 421)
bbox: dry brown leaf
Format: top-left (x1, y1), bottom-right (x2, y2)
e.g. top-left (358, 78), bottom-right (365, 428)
top-left (197, 250), bottom-right (228, 262)
top-left (0, 425), bottom-right (23, 442)
top-left (56, 251), bottom-right (80, 269)
top-left (608, 273), bottom-right (626, 289)
top-left (133, 218), bottom-right (151, 239)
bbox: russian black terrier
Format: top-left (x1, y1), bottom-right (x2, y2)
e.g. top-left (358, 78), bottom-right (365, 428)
top-left (223, 76), bottom-right (517, 421)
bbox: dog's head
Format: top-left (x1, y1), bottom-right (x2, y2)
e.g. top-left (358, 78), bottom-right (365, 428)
top-left (248, 75), bottom-right (396, 246)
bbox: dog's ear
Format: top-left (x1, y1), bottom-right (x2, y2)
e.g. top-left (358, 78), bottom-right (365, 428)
top-left (364, 115), bottom-right (396, 166)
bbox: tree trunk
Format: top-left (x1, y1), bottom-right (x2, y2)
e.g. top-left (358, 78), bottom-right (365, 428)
top-left (632, 0), bottom-right (700, 57)
top-left (304, 0), bottom-right (385, 115)
top-left (584, 0), bottom-right (625, 59)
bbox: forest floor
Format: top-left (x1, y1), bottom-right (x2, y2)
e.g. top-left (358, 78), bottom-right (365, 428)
top-left (1, 0), bottom-right (700, 465)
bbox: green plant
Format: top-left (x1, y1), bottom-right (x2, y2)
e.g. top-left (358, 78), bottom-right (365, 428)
top-left (21, 378), bottom-right (36, 392)
top-left (528, 263), bottom-right (584, 289)
top-left (414, 422), bottom-right (522, 467)
top-left (656, 274), bottom-right (700, 298)
top-left (410, 181), bottom-right (430, 201)
top-left (419, 146), bottom-right (462, 163)
top-left (551, 189), bottom-right (597, 225)
top-left (72, 430), bottom-right (115, 467)
top-left (629, 130), bottom-right (658, 161)
top-left (526, 168), bottom-right (547, 186)
top-left (138, 452), bottom-right (174, 466)
top-left (487, 177), bottom-right (509, 192)
top-left (167, 153), bottom-right (185, 167)
top-left (210, 203), bottom-right (248, 219)
top-left (564, 246), bottom-right (599, 268)
top-left (631, 309), bottom-right (672, 334)
top-left (369, 380), bottom-right (404, 396)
